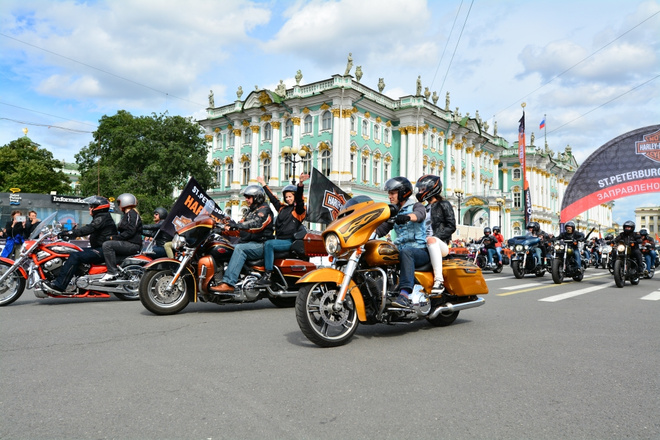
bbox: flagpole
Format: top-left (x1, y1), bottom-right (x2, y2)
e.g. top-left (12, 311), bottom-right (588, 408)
top-left (543, 113), bottom-right (547, 147)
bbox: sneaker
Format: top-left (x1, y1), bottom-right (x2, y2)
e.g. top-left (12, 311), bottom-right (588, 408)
top-left (431, 281), bottom-right (445, 294)
top-left (100, 273), bottom-right (118, 282)
top-left (254, 271), bottom-right (272, 287)
top-left (643, 269), bottom-right (649, 277)
top-left (391, 294), bottom-right (410, 308)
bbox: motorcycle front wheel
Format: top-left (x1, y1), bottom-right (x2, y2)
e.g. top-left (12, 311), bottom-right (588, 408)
top-left (114, 264), bottom-right (144, 301)
top-left (139, 268), bottom-right (191, 315)
top-left (551, 258), bottom-right (564, 284)
top-left (295, 282), bottom-right (359, 348)
top-left (613, 259), bottom-right (625, 288)
top-left (0, 261), bottom-right (26, 306)
top-left (511, 260), bottom-right (524, 279)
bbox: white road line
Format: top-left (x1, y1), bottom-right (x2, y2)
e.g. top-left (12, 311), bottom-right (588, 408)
top-left (641, 291), bottom-right (660, 301)
top-left (539, 282), bottom-right (615, 302)
top-left (501, 280), bottom-right (554, 290)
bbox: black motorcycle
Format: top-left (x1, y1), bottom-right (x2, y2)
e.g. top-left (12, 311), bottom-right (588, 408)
top-left (612, 240), bottom-right (641, 288)
top-left (551, 239), bottom-right (585, 284)
top-left (508, 236), bottom-right (549, 279)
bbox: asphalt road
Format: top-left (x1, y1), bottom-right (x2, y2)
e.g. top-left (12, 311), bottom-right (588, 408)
top-left (1, 267), bottom-right (659, 440)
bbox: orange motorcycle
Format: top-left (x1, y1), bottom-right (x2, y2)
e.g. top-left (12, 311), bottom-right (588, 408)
top-left (295, 197), bottom-right (488, 347)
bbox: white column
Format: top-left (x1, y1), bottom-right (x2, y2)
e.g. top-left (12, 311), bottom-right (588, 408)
top-left (232, 127), bottom-right (242, 190)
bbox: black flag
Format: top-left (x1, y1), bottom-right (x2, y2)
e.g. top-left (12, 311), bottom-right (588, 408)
top-left (306, 168), bottom-right (351, 224)
top-left (160, 177), bottom-right (224, 237)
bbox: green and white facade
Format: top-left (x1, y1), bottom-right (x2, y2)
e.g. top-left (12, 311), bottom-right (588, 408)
top-left (198, 73), bottom-right (613, 238)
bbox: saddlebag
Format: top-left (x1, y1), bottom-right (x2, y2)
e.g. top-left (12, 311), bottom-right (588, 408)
top-left (443, 259), bottom-right (489, 296)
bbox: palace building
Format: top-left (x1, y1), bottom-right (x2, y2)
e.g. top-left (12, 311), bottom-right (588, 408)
top-left (197, 71), bottom-right (613, 238)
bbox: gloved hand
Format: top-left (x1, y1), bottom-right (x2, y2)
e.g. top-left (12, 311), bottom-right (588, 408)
top-left (395, 214), bottom-right (411, 225)
top-left (57, 231), bottom-right (72, 240)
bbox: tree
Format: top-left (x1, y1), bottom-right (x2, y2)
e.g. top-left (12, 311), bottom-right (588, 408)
top-left (0, 137), bottom-right (72, 194)
top-left (76, 111), bottom-right (213, 219)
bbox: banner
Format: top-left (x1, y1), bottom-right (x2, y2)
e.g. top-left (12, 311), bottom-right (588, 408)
top-left (160, 177), bottom-right (224, 237)
top-left (306, 167), bottom-right (351, 224)
top-left (559, 125), bottom-right (660, 223)
top-left (518, 111), bottom-right (532, 225)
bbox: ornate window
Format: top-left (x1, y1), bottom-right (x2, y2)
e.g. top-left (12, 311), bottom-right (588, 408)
top-left (262, 158), bottom-right (271, 182)
top-left (321, 149), bottom-right (332, 176)
top-left (361, 154), bottom-right (368, 182)
top-left (374, 125), bottom-right (380, 141)
top-left (301, 147), bottom-right (312, 175)
top-left (263, 123), bottom-right (272, 141)
top-left (350, 150), bottom-right (356, 179)
top-left (244, 128), bottom-right (252, 144)
top-left (384, 128), bottom-right (391, 144)
top-left (513, 168), bottom-right (521, 180)
top-left (373, 157), bottom-right (380, 185)
top-left (304, 115), bottom-right (312, 134)
top-left (350, 115), bottom-right (356, 132)
top-left (513, 187), bottom-right (522, 209)
top-left (229, 131), bottom-right (235, 147)
top-left (241, 159), bottom-right (250, 185)
top-left (321, 111), bottom-right (332, 131)
top-left (362, 119), bottom-right (369, 137)
top-left (284, 119), bottom-right (293, 137)
top-left (226, 163), bottom-right (233, 187)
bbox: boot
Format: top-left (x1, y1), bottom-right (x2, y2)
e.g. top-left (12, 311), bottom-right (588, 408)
top-left (254, 271), bottom-right (272, 287)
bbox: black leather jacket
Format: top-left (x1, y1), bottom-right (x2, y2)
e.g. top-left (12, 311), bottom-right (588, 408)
top-left (71, 211), bottom-right (118, 249)
top-left (143, 220), bottom-right (174, 247)
top-left (429, 199), bottom-right (456, 243)
top-left (236, 202), bottom-right (274, 243)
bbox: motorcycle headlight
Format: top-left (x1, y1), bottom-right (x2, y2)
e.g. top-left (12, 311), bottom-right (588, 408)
top-left (515, 244), bottom-right (523, 252)
top-left (171, 234), bottom-right (186, 250)
top-left (617, 244), bottom-right (625, 253)
top-left (324, 233), bottom-right (341, 256)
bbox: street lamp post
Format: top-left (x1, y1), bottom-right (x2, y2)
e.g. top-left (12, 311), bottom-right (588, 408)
top-left (496, 197), bottom-right (504, 232)
top-left (454, 189), bottom-right (464, 225)
top-left (281, 146), bottom-right (307, 185)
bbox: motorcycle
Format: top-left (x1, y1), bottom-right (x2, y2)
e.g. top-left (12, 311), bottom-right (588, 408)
top-left (0, 212), bottom-right (151, 306)
top-left (641, 243), bottom-right (656, 279)
top-left (294, 197), bottom-right (488, 348)
top-left (551, 239), bottom-right (585, 284)
top-left (612, 240), bottom-right (642, 288)
top-left (508, 235), bottom-right (549, 279)
top-left (598, 242), bottom-right (612, 270)
top-left (139, 202), bottom-right (323, 315)
top-left (468, 242), bottom-right (503, 273)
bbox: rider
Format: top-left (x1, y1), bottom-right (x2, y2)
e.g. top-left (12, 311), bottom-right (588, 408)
top-left (476, 227), bottom-right (501, 267)
top-left (254, 174), bottom-right (308, 287)
top-left (210, 185), bottom-right (274, 293)
top-left (493, 226), bottom-right (504, 263)
top-left (43, 196), bottom-right (118, 293)
top-left (557, 221), bottom-right (585, 270)
top-left (142, 207), bottom-right (174, 259)
top-left (100, 193), bottom-right (144, 282)
top-left (414, 174), bottom-right (456, 294)
top-left (639, 229), bottom-right (656, 274)
top-left (376, 177), bottom-right (428, 308)
top-left (525, 221), bottom-right (544, 267)
top-left (614, 221), bottom-right (645, 276)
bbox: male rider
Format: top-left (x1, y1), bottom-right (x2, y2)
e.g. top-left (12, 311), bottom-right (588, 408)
top-left (476, 227), bottom-right (501, 267)
top-left (557, 221), bottom-right (585, 271)
top-left (525, 222), bottom-right (545, 267)
top-left (210, 185), bottom-right (274, 293)
top-left (142, 207), bottom-right (174, 259)
top-left (376, 176), bottom-right (427, 308)
top-left (43, 196), bottom-right (118, 293)
top-left (639, 229), bottom-right (656, 275)
top-left (614, 221), bottom-right (645, 276)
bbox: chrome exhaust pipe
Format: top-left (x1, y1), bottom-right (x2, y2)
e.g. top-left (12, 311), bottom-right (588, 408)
top-left (428, 296), bottom-right (485, 319)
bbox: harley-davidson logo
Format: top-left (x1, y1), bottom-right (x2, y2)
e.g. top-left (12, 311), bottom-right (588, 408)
top-left (322, 190), bottom-right (348, 221)
top-left (636, 129), bottom-right (660, 163)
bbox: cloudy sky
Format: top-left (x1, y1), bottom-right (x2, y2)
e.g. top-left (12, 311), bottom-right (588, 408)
top-left (1, 0), bottom-right (659, 223)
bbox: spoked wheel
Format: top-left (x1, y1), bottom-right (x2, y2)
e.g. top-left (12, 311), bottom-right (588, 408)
top-left (114, 264), bottom-right (145, 301)
top-left (0, 261), bottom-right (26, 306)
top-left (295, 282), bottom-right (359, 348)
top-left (139, 268), bottom-right (191, 315)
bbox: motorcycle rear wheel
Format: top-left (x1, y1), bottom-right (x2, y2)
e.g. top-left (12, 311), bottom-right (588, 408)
top-left (511, 261), bottom-right (524, 279)
top-left (114, 264), bottom-right (144, 301)
top-left (0, 261), bottom-right (26, 306)
top-left (613, 259), bottom-right (625, 288)
top-left (295, 282), bottom-right (359, 348)
top-left (139, 268), bottom-right (191, 315)
top-left (268, 297), bottom-right (296, 308)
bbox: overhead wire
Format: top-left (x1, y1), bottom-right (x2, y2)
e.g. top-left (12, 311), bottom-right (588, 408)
top-left (429, 0), bottom-right (464, 91)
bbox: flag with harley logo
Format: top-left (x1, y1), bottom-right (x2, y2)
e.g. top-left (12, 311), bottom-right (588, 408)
top-left (306, 167), bottom-right (351, 225)
top-left (159, 177), bottom-right (224, 237)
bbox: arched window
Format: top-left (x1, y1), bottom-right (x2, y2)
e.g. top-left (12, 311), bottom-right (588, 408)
top-left (361, 154), bottom-right (368, 181)
top-left (350, 115), bottom-right (356, 132)
top-left (373, 157), bottom-right (380, 185)
top-left (263, 123), bottom-right (272, 141)
top-left (384, 128), bottom-right (391, 144)
top-left (350, 151), bottom-right (356, 178)
top-left (321, 111), bottom-right (332, 131)
top-left (384, 160), bottom-right (390, 181)
top-left (362, 119), bottom-right (369, 137)
top-left (284, 119), bottom-right (293, 137)
top-left (262, 158), bottom-right (271, 182)
top-left (303, 115), bottom-right (312, 134)
top-left (226, 163), bottom-right (233, 187)
top-left (229, 131), bottom-right (235, 147)
top-left (513, 168), bottom-right (521, 180)
top-left (302, 149), bottom-right (312, 175)
top-left (374, 125), bottom-right (380, 141)
top-left (321, 149), bottom-right (332, 176)
top-left (241, 160), bottom-right (250, 185)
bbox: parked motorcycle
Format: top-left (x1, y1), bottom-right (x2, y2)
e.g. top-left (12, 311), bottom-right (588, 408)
top-left (551, 239), bottom-right (585, 284)
top-left (612, 240), bottom-right (642, 288)
top-left (468, 243), bottom-right (503, 273)
top-left (294, 197), bottom-right (488, 348)
top-left (139, 203), bottom-right (323, 315)
top-left (508, 236), bottom-right (549, 279)
top-left (0, 212), bottom-right (151, 306)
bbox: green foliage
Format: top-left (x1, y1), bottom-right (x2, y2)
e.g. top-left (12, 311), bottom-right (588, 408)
top-left (76, 110), bottom-right (213, 220)
top-left (0, 137), bottom-right (73, 193)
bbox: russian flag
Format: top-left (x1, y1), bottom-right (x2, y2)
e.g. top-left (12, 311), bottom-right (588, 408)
top-left (539, 118), bottom-right (546, 130)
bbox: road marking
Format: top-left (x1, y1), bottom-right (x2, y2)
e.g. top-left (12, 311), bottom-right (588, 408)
top-left (482, 275), bottom-right (516, 281)
top-left (641, 291), bottom-right (660, 301)
top-left (539, 282), bottom-right (615, 302)
top-left (497, 273), bottom-right (612, 297)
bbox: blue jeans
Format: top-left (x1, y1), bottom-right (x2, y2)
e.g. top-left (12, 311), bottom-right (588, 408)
top-left (573, 247), bottom-right (582, 268)
top-left (398, 246), bottom-right (430, 292)
top-left (263, 239), bottom-right (293, 271)
top-left (222, 242), bottom-right (265, 286)
top-left (532, 247), bottom-right (542, 266)
top-left (487, 248), bottom-right (499, 264)
top-left (53, 247), bottom-right (104, 290)
top-left (644, 251), bottom-right (656, 271)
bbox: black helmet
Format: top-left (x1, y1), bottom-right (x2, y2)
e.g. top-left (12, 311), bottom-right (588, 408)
top-left (605, 234), bottom-right (613, 240)
top-left (493, 226), bottom-right (501, 233)
top-left (116, 193), bottom-right (137, 210)
top-left (565, 221), bottom-right (575, 232)
top-left (414, 174), bottom-right (442, 202)
top-left (153, 207), bottom-right (168, 219)
top-left (282, 184), bottom-right (297, 196)
top-left (527, 221), bottom-right (540, 234)
top-left (640, 228), bottom-right (648, 236)
top-left (384, 177), bottom-right (413, 203)
top-left (483, 227), bottom-right (491, 234)
top-left (83, 195), bottom-right (110, 213)
top-left (623, 220), bottom-right (635, 233)
top-left (241, 185), bottom-right (266, 205)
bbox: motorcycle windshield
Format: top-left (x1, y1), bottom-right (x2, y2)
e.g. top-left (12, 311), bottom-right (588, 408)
top-left (194, 198), bottom-right (218, 222)
top-left (28, 211), bottom-right (58, 240)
